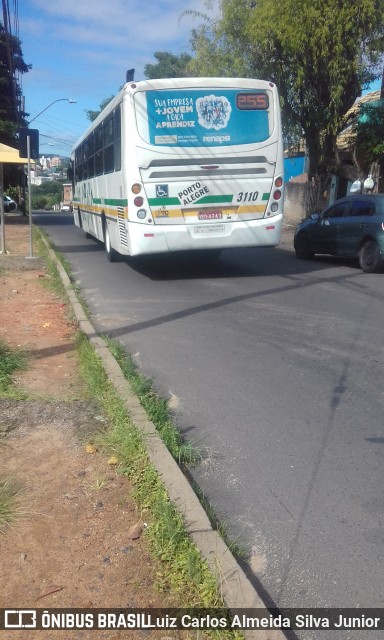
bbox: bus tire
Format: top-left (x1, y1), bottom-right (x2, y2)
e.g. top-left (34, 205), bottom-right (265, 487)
top-left (104, 222), bottom-right (120, 262)
top-left (78, 209), bottom-right (91, 239)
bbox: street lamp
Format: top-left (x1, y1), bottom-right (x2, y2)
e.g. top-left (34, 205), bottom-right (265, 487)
top-left (25, 98), bottom-right (76, 258)
top-left (28, 98), bottom-right (77, 125)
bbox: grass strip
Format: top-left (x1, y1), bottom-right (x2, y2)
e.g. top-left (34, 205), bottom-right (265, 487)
top-left (105, 338), bottom-right (200, 467)
top-left (36, 230), bottom-right (90, 317)
top-left (105, 338), bottom-right (248, 560)
top-left (36, 232), bottom-right (72, 300)
top-left (0, 340), bottom-right (27, 397)
top-left (77, 333), bottom-right (243, 635)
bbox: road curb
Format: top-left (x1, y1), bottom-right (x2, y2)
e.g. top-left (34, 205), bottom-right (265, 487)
top-left (43, 236), bottom-right (287, 640)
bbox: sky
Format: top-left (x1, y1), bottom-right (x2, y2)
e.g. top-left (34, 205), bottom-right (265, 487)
top-left (15, 0), bottom-right (209, 157)
top-left (13, 1), bottom-right (382, 158)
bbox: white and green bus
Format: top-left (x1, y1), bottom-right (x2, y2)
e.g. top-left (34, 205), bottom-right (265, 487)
top-left (71, 77), bottom-right (284, 261)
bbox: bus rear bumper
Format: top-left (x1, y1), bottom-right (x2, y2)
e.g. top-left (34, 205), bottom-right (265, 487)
top-left (128, 215), bottom-right (283, 256)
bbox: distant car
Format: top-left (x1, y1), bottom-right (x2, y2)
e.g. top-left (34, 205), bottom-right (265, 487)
top-left (60, 203), bottom-right (72, 213)
top-left (4, 195), bottom-right (16, 212)
top-left (294, 194), bottom-right (384, 273)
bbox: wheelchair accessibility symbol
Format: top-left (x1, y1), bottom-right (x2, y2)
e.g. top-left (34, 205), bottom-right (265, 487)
top-left (156, 184), bottom-right (168, 198)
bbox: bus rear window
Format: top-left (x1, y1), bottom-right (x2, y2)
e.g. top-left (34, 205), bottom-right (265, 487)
top-left (135, 88), bottom-right (273, 148)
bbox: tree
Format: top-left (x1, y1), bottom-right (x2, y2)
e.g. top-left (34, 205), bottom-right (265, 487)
top-left (144, 51), bottom-right (193, 79)
top-left (0, 21), bottom-right (30, 195)
top-left (31, 180), bottom-right (64, 210)
top-left (0, 22), bottom-right (30, 143)
top-left (85, 51), bottom-right (193, 123)
top-left (355, 101), bottom-right (384, 166)
top-left (189, 0), bottom-right (384, 209)
top-left (348, 99), bottom-right (384, 190)
top-left (85, 95), bottom-right (115, 122)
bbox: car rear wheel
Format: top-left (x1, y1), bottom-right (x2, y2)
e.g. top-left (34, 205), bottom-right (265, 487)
top-left (294, 233), bottom-right (314, 259)
top-left (358, 240), bottom-right (383, 273)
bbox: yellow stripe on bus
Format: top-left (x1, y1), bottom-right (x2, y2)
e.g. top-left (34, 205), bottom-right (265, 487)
top-left (79, 204), bottom-right (127, 218)
top-left (80, 202), bottom-right (266, 219)
top-left (153, 204), bottom-right (266, 218)
top-left (237, 204), bottom-right (266, 214)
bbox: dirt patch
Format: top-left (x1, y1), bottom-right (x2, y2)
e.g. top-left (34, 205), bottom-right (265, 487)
top-left (0, 218), bottom-right (187, 639)
top-left (1, 268), bottom-right (79, 398)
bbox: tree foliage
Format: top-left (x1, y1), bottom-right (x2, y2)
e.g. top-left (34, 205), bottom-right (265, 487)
top-left (31, 180), bottom-right (64, 210)
top-left (85, 52), bottom-right (194, 124)
top-left (0, 22), bottom-right (30, 143)
top-left (189, 0), bottom-right (384, 205)
top-left (144, 51), bottom-right (193, 79)
top-left (355, 101), bottom-right (384, 166)
top-left (85, 95), bottom-right (115, 122)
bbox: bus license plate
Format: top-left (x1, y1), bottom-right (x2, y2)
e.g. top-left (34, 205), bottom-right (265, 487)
top-left (198, 210), bottom-right (222, 220)
top-left (193, 224), bottom-right (225, 235)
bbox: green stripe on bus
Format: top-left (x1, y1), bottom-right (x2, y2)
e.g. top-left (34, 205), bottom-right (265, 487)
top-left (196, 195), bottom-right (233, 204)
top-left (93, 198), bottom-right (102, 204)
top-left (103, 198), bottom-right (128, 206)
top-left (262, 193), bottom-right (270, 201)
top-left (148, 197), bottom-right (180, 206)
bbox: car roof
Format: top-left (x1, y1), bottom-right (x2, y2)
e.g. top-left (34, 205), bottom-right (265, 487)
top-left (347, 194), bottom-right (384, 199)
top-left (334, 194), bottom-right (384, 201)
top-left (326, 194), bottom-right (384, 208)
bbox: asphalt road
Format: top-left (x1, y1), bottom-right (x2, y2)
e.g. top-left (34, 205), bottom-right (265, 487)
top-left (36, 213), bottom-right (384, 636)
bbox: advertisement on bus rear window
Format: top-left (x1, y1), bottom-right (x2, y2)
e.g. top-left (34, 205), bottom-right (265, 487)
top-left (144, 89), bottom-right (271, 147)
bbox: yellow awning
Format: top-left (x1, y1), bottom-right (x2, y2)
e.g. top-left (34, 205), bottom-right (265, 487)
top-left (0, 142), bottom-right (34, 164)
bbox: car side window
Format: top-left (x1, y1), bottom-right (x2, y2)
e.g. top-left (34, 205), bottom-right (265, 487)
top-left (348, 201), bottom-right (374, 217)
top-left (323, 202), bottom-right (349, 219)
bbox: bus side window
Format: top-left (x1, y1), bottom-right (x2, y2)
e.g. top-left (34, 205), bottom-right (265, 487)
top-left (114, 105), bottom-right (121, 171)
top-left (82, 140), bottom-right (88, 180)
top-left (87, 132), bottom-right (95, 178)
top-left (103, 115), bottom-right (114, 174)
top-left (95, 125), bottom-right (103, 176)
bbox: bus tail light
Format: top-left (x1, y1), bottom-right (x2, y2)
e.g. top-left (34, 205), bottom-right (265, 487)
top-left (132, 183), bottom-right (142, 194)
top-left (274, 177), bottom-right (283, 188)
top-left (134, 196), bottom-right (144, 207)
top-left (137, 209), bottom-right (146, 219)
top-left (273, 190), bottom-right (282, 200)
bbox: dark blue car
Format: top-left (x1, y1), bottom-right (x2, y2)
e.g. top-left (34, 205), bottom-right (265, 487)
top-left (294, 194), bottom-right (384, 272)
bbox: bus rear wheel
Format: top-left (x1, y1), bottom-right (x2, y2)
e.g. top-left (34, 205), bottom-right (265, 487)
top-left (104, 223), bottom-right (120, 262)
top-left (78, 209), bottom-right (91, 239)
